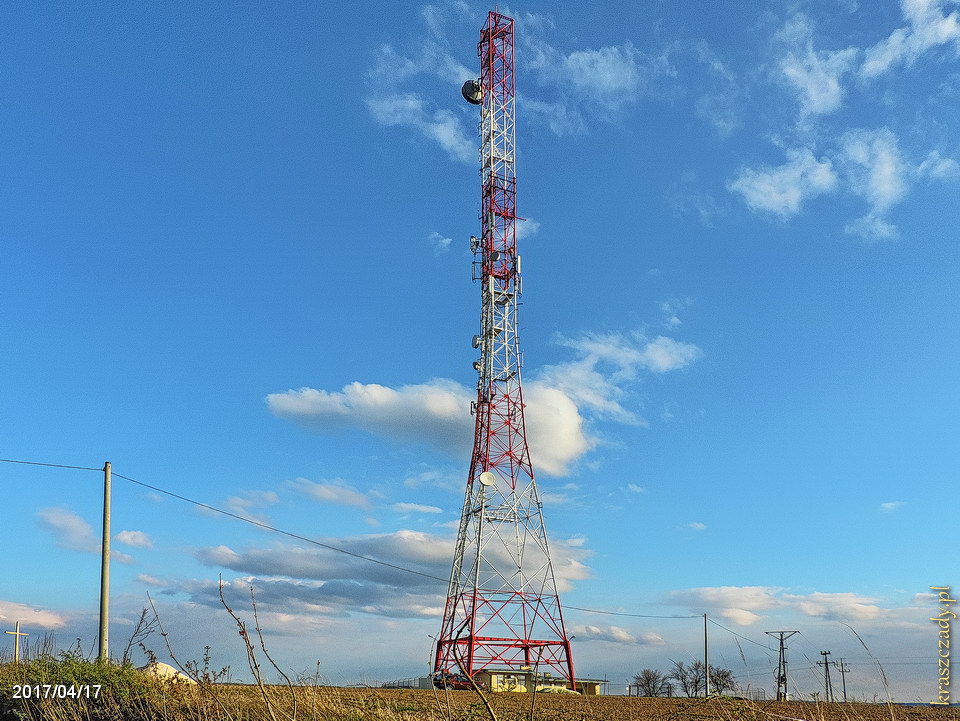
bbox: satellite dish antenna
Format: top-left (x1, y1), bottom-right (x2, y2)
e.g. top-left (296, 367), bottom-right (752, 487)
top-left (472, 335), bottom-right (481, 348)
top-left (461, 79), bottom-right (482, 105)
top-left (478, 472), bottom-right (496, 487)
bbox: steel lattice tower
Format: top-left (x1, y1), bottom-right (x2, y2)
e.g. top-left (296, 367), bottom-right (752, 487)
top-left (433, 11), bottom-right (576, 687)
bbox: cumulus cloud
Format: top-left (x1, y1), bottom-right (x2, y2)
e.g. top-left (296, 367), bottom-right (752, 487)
top-left (268, 378), bottom-right (591, 477)
top-left (0, 600), bottom-right (66, 629)
top-left (190, 528), bottom-right (591, 619)
top-left (668, 585), bottom-right (887, 625)
top-left (573, 624), bottom-right (665, 645)
top-left (728, 148), bottom-right (838, 218)
top-left (862, 0), bottom-right (960, 77)
top-left (114, 530), bottom-right (153, 548)
top-left (289, 478), bottom-right (371, 509)
top-left (776, 15), bottom-right (858, 116)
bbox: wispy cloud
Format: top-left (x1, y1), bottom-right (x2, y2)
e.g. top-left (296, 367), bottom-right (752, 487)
top-left (776, 14), bottom-right (858, 117)
top-left (365, 93), bottom-right (473, 163)
top-left (686, 521), bottom-right (707, 531)
top-left (861, 0), bottom-right (960, 78)
top-left (223, 490), bottom-right (280, 523)
top-left (880, 500), bottom-right (906, 512)
top-left (428, 231), bottom-right (453, 254)
top-left (840, 127), bottom-right (958, 240)
top-left (537, 331), bottom-right (702, 424)
top-left (519, 13), bottom-right (675, 135)
top-left (729, 147), bottom-right (838, 219)
top-left (391, 502), bottom-right (443, 514)
top-left (37, 507), bottom-right (135, 564)
top-left (289, 478), bottom-right (371, 509)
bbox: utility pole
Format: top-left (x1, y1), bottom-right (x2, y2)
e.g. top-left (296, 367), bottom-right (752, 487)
top-left (765, 630), bottom-right (798, 701)
top-left (704, 613), bottom-right (710, 697)
top-left (98, 461), bottom-right (111, 662)
top-left (817, 650), bottom-right (834, 702)
top-left (5, 621), bottom-right (28, 664)
top-left (837, 659), bottom-right (850, 702)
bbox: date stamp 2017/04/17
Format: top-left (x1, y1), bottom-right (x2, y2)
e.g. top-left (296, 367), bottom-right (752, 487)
top-left (12, 685), bottom-right (102, 700)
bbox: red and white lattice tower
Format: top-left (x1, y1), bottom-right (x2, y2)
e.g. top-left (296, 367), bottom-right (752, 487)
top-left (433, 11), bottom-right (576, 688)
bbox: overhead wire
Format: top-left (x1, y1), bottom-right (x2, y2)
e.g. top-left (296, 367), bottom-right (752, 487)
top-left (0, 455), bottom-right (714, 621)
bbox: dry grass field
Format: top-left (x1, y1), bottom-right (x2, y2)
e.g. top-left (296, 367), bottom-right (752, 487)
top-left (3, 682), bottom-right (958, 721)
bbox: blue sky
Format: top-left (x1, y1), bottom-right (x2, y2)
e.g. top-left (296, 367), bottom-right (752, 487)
top-left (2, 0), bottom-right (958, 702)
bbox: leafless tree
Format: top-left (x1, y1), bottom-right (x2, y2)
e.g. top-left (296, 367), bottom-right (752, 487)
top-left (122, 608), bottom-right (160, 665)
top-left (632, 668), bottom-right (673, 697)
top-left (668, 660), bottom-right (737, 697)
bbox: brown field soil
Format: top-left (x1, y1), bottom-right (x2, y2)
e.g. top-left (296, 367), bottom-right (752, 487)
top-left (6, 684), bottom-right (958, 721)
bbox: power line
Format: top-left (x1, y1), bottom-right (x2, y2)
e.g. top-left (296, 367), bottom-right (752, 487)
top-left (1, 455), bottom-right (710, 622)
top-left (563, 606), bottom-right (700, 619)
top-left (111, 472), bottom-right (450, 584)
top-left (0, 457), bottom-right (101, 472)
top-left (708, 618), bottom-right (776, 653)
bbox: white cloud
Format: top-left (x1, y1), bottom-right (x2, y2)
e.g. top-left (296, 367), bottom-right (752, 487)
top-left (428, 231), bottom-right (453, 254)
top-left (365, 93), bottom-right (473, 163)
top-left (37, 506), bottom-right (100, 553)
top-left (686, 521), bottom-right (707, 531)
top-left (289, 478), bottom-right (371, 509)
top-left (521, 15), bottom-right (675, 134)
top-left (626, 483), bottom-right (645, 494)
top-left (776, 15), bottom-right (858, 116)
top-left (191, 528), bottom-right (592, 618)
top-left (538, 331), bottom-right (702, 424)
top-left (135, 574), bottom-right (167, 587)
top-left (880, 500), bottom-right (906, 512)
top-left (694, 42), bottom-right (743, 136)
top-left (728, 148), bottom-right (838, 218)
top-left (668, 585), bottom-right (887, 626)
top-left (0, 600), bottom-right (67, 629)
top-left (572, 624), bottom-right (666, 645)
top-left (37, 507), bottom-right (136, 564)
top-left (114, 530), bottom-right (153, 548)
top-left (391, 502), bottom-right (443, 514)
top-left (862, 0), bottom-right (960, 77)
top-left (839, 128), bottom-right (959, 239)
top-left (515, 218), bottom-right (541, 242)
top-left (223, 490), bottom-right (280, 523)
top-left (782, 591), bottom-right (884, 622)
top-left (268, 378), bottom-right (592, 477)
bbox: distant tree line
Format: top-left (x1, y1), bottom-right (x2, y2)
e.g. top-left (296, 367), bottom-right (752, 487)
top-left (632, 660), bottom-right (737, 697)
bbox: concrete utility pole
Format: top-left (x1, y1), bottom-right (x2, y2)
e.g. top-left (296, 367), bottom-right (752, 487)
top-left (98, 461), bottom-right (111, 662)
top-left (704, 613), bottom-right (710, 697)
top-left (5, 621), bottom-right (28, 664)
top-left (765, 630), bottom-right (799, 701)
top-left (837, 659), bottom-right (850, 702)
top-left (817, 650), bottom-right (834, 702)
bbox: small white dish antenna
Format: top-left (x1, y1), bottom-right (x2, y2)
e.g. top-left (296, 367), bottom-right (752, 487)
top-left (478, 472), bottom-right (496, 487)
